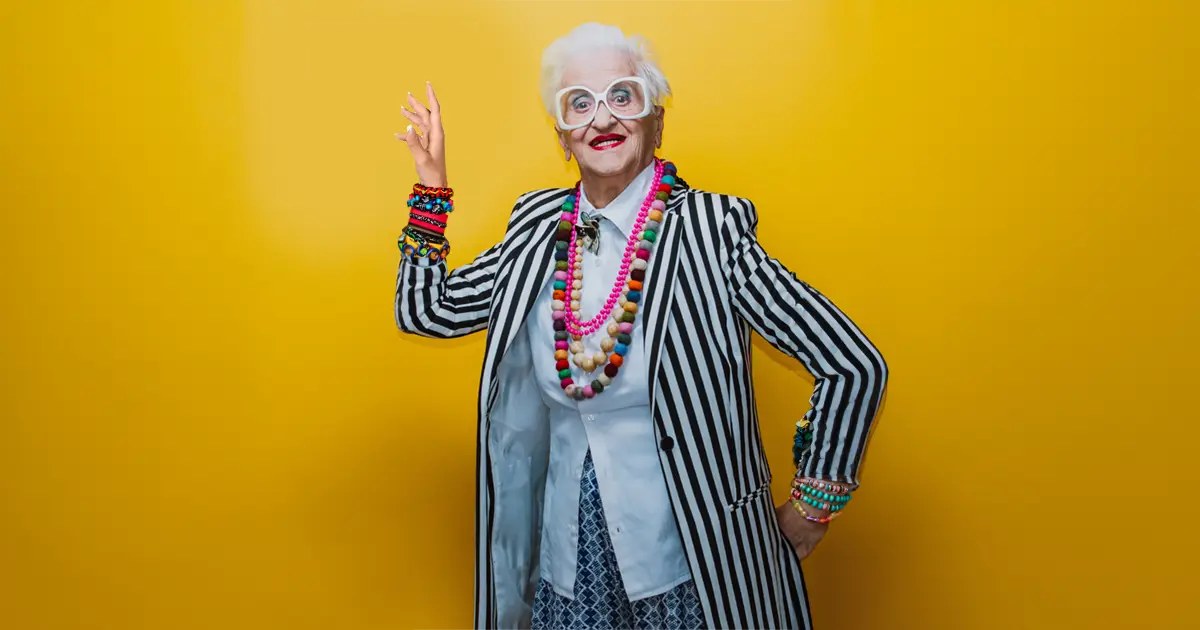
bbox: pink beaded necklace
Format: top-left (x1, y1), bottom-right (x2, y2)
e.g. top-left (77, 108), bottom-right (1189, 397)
top-left (549, 158), bottom-right (678, 401)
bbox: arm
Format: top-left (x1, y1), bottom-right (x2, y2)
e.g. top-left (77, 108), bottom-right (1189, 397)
top-left (721, 197), bottom-right (888, 489)
top-left (392, 81), bottom-right (502, 339)
top-left (394, 240), bottom-right (503, 339)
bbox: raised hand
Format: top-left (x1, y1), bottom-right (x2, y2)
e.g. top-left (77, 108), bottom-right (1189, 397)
top-left (396, 81), bottom-right (447, 188)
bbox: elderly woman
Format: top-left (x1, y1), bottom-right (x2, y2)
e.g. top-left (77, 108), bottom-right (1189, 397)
top-left (394, 23), bottom-right (887, 630)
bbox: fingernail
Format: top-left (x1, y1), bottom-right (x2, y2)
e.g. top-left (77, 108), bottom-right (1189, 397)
top-left (394, 133), bottom-right (402, 139)
top-left (401, 105), bottom-right (407, 111)
top-left (406, 124), bottom-right (413, 133)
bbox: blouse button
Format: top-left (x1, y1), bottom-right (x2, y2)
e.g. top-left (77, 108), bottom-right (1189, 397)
top-left (660, 436), bottom-right (675, 451)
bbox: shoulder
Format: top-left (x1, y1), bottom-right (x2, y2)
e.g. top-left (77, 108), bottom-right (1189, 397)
top-left (510, 187), bottom-right (572, 221)
top-left (492, 187), bottom-right (572, 240)
top-left (675, 186), bottom-right (759, 235)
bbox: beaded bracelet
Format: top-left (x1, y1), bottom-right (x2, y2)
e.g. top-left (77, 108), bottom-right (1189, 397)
top-left (791, 484), bottom-right (852, 513)
top-left (791, 498), bottom-right (841, 525)
top-left (792, 477), bottom-right (852, 496)
top-left (789, 476), bottom-right (853, 523)
top-left (398, 232), bottom-right (451, 263)
top-left (408, 194), bottom-right (454, 214)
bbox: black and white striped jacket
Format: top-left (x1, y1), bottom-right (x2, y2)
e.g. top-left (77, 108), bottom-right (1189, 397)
top-left (395, 178), bottom-right (888, 629)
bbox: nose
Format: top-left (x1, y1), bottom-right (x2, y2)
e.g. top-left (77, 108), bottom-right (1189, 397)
top-left (591, 102), bottom-right (616, 129)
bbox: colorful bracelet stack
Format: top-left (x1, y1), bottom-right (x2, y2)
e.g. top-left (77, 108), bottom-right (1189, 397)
top-left (789, 476), bottom-right (853, 524)
top-left (401, 183), bottom-right (453, 262)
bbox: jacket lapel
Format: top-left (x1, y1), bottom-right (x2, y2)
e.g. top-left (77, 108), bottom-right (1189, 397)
top-left (482, 202), bottom-right (562, 414)
top-left (643, 180), bottom-right (690, 413)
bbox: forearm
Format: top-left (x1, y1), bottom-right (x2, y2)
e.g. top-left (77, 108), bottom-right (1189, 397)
top-left (794, 338), bottom-right (888, 488)
top-left (395, 251), bottom-right (498, 338)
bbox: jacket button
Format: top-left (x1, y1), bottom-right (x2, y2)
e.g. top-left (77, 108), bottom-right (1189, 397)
top-left (660, 436), bottom-right (675, 451)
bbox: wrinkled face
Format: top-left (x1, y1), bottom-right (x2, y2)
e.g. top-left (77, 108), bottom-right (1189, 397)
top-left (557, 48), bottom-right (663, 180)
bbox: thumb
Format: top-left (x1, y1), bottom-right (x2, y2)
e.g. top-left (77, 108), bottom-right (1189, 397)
top-left (398, 124), bottom-right (430, 163)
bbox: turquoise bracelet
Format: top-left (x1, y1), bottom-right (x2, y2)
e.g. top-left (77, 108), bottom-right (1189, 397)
top-left (790, 477), bottom-right (853, 512)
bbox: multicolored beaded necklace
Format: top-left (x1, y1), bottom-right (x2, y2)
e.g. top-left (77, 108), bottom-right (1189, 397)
top-left (550, 158), bottom-right (677, 400)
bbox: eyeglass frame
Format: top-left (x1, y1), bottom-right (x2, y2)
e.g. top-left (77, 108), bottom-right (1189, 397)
top-left (553, 76), bottom-right (655, 131)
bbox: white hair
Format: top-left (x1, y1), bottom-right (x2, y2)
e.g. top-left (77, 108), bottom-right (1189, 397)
top-left (539, 23), bottom-right (672, 118)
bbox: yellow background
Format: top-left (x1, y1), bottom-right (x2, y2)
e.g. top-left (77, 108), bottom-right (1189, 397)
top-left (2, 1), bottom-right (1197, 628)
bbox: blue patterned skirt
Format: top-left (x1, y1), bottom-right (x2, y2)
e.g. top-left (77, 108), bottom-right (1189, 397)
top-left (532, 450), bottom-right (705, 630)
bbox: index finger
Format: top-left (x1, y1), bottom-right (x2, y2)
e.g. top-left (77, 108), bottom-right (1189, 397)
top-left (426, 81), bottom-right (441, 120)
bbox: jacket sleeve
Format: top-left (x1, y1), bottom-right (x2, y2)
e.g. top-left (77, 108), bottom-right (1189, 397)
top-left (394, 240), bottom-right (503, 339)
top-left (721, 196), bottom-right (888, 488)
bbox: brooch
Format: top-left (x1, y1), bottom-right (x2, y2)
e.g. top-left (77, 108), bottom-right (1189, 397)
top-left (578, 211), bottom-right (601, 254)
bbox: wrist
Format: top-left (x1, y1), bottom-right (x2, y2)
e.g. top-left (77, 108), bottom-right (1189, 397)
top-left (420, 176), bottom-right (448, 188)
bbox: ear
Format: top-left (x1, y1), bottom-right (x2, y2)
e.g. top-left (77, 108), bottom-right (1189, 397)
top-left (654, 107), bottom-right (666, 148)
top-left (558, 132), bottom-right (572, 162)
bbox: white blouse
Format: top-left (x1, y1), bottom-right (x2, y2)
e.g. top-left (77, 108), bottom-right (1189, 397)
top-left (526, 162), bottom-right (692, 601)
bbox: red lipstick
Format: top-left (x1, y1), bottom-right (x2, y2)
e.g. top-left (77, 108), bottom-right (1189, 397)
top-left (589, 134), bottom-right (626, 150)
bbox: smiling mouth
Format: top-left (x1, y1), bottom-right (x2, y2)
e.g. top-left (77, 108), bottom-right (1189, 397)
top-left (589, 135), bottom-right (626, 150)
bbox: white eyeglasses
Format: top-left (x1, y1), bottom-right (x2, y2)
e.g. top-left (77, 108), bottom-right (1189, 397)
top-left (554, 76), bottom-right (653, 131)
